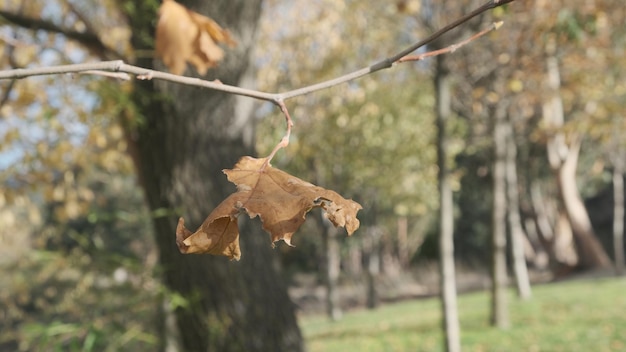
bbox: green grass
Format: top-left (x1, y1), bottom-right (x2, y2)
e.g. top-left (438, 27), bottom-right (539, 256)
top-left (300, 277), bottom-right (626, 352)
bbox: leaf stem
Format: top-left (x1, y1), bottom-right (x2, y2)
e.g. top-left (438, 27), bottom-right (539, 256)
top-left (263, 100), bottom-right (293, 167)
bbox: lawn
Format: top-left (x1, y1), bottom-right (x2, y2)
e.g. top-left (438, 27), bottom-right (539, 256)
top-left (300, 277), bottom-right (626, 352)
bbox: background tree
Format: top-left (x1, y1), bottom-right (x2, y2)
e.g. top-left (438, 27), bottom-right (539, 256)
top-left (447, 0), bottom-right (623, 277)
top-left (126, 1), bottom-right (303, 350)
top-left (490, 92), bottom-right (510, 329)
top-left (510, 0), bottom-right (620, 271)
top-left (434, 54), bottom-right (461, 351)
top-left (505, 117), bottom-right (532, 299)
top-left (613, 151), bottom-right (625, 275)
top-left (0, 1), bottom-right (303, 350)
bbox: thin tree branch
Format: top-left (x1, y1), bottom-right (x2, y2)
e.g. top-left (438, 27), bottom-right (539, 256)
top-left (65, 2), bottom-right (100, 41)
top-left (0, 0), bottom-right (516, 160)
top-left (399, 21), bottom-right (503, 63)
top-left (78, 70), bottom-right (132, 80)
top-left (0, 0), bottom-right (516, 101)
top-left (0, 19), bottom-right (507, 103)
top-left (0, 60), bottom-right (279, 102)
top-left (0, 9), bottom-right (119, 59)
top-left (282, 0), bottom-right (514, 99)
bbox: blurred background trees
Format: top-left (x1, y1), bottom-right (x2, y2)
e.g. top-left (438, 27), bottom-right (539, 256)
top-left (1, 0), bottom-right (624, 350)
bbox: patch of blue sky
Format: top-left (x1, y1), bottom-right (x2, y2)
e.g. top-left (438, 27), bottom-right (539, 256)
top-left (1, 79), bottom-right (99, 172)
top-left (1, 2), bottom-right (102, 172)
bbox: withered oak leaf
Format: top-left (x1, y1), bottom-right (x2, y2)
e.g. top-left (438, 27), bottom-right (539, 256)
top-left (176, 156), bottom-right (362, 260)
top-left (155, 0), bottom-right (236, 75)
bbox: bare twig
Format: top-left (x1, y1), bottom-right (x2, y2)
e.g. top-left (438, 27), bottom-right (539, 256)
top-left (282, 0), bottom-right (514, 99)
top-left (0, 0), bottom-right (515, 101)
top-left (0, 9), bottom-right (119, 59)
top-left (0, 0), bottom-right (516, 159)
top-left (78, 70), bottom-right (132, 80)
top-left (399, 22), bottom-right (503, 63)
top-left (0, 61), bottom-right (279, 102)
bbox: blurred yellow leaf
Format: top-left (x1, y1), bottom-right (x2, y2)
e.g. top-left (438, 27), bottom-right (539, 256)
top-left (508, 79), bottom-right (524, 93)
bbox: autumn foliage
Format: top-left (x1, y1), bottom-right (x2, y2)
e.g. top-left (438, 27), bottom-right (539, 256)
top-left (176, 157), bottom-right (362, 260)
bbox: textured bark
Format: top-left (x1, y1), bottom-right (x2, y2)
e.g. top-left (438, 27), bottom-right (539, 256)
top-left (490, 103), bottom-right (509, 328)
top-left (504, 121), bottom-right (531, 300)
top-left (127, 1), bottom-right (302, 351)
top-left (435, 56), bottom-right (461, 352)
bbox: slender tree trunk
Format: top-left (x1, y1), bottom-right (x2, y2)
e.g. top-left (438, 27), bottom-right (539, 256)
top-left (530, 183), bottom-right (555, 247)
top-left (363, 226), bottom-right (381, 309)
top-left (397, 216), bottom-right (409, 269)
top-left (490, 102), bottom-right (509, 328)
top-left (523, 217), bottom-right (549, 270)
top-left (126, 2), bottom-right (302, 351)
top-left (435, 56), bottom-right (461, 352)
top-left (504, 120), bottom-right (531, 299)
top-left (613, 156), bottom-right (625, 276)
top-left (381, 229), bottom-right (400, 277)
top-left (345, 242), bottom-right (362, 277)
top-left (320, 215), bottom-right (342, 320)
top-left (543, 39), bottom-right (611, 270)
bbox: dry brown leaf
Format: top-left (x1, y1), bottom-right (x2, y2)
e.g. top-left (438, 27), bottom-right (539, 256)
top-left (176, 156), bottom-right (362, 260)
top-left (155, 0), bottom-right (236, 75)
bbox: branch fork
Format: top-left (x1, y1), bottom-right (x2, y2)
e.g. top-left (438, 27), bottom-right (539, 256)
top-left (0, 0), bottom-right (514, 164)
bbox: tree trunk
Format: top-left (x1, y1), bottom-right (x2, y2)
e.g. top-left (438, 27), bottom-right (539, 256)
top-left (127, 1), bottom-right (302, 351)
top-left (381, 229), bottom-right (400, 278)
top-left (523, 217), bottom-right (549, 270)
top-left (543, 40), bottom-right (611, 270)
top-left (435, 56), bottom-right (461, 352)
top-left (319, 215), bottom-right (342, 320)
top-left (504, 120), bottom-right (531, 300)
top-left (613, 155), bottom-right (625, 276)
top-left (345, 242), bottom-right (362, 277)
top-left (397, 216), bottom-right (409, 269)
top-left (557, 140), bottom-right (611, 269)
top-left (490, 102), bottom-right (509, 328)
top-left (530, 183), bottom-right (555, 247)
top-left (363, 226), bottom-right (381, 309)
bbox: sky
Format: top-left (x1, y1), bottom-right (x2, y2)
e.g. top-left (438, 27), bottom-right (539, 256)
top-left (0, 26), bottom-right (98, 173)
